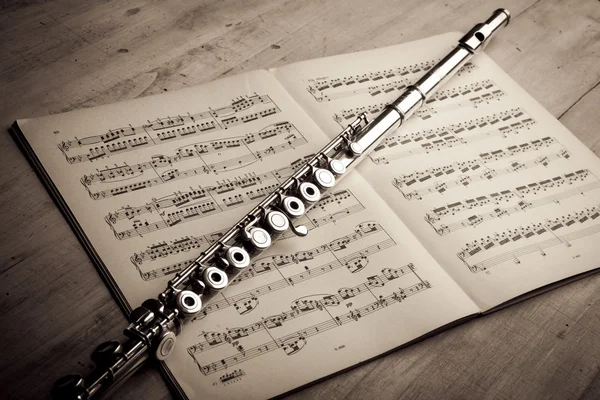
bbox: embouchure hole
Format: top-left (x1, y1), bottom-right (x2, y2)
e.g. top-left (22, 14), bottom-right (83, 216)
top-left (183, 296), bottom-right (196, 307)
top-left (233, 251), bottom-right (244, 262)
top-left (290, 200), bottom-right (299, 210)
top-left (475, 31), bottom-right (485, 41)
top-left (306, 187), bottom-right (315, 195)
top-left (211, 272), bottom-right (223, 282)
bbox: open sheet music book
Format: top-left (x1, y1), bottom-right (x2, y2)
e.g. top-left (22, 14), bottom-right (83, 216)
top-left (11, 32), bottom-right (600, 399)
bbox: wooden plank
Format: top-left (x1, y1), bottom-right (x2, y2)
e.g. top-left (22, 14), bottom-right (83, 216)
top-left (0, 0), bottom-right (598, 399)
top-left (0, 0), bottom-right (295, 116)
top-left (488, 0), bottom-right (600, 117)
top-left (560, 83), bottom-right (600, 156)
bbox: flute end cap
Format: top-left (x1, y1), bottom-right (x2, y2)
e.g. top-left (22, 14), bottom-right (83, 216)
top-left (494, 8), bottom-right (511, 26)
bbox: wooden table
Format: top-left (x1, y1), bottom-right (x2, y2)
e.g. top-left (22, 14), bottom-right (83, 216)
top-left (1, 1), bottom-right (598, 399)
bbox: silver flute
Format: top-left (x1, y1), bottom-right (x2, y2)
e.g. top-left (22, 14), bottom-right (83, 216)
top-left (53, 9), bottom-right (510, 399)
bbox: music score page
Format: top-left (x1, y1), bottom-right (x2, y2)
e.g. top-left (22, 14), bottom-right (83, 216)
top-left (274, 32), bottom-right (600, 311)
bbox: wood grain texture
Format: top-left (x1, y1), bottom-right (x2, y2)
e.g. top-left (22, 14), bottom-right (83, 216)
top-left (0, 0), bottom-right (598, 399)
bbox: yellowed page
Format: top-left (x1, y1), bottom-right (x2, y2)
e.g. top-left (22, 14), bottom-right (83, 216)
top-left (273, 33), bottom-right (600, 311)
top-left (17, 69), bottom-right (477, 399)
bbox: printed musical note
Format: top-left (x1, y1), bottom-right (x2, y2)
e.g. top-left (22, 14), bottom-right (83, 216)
top-left (370, 108), bottom-right (536, 165)
top-left (333, 79), bottom-right (505, 123)
top-left (426, 170), bottom-right (600, 235)
top-left (392, 137), bottom-right (557, 189)
top-left (133, 192), bottom-right (367, 280)
top-left (192, 237), bottom-right (396, 317)
top-left (191, 277), bottom-right (430, 374)
top-left (219, 369), bottom-right (244, 384)
top-left (233, 296), bottom-right (259, 315)
top-left (81, 122), bottom-right (305, 200)
top-left (394, 140), bottom-right (570, 201)
top-left (458, 205), bottom-right (600, 272)
top-left (231, 222), bottom-right (383, 284)
top-left (467, 223), bottom-right (600, 272)
top-left (130, 231), bottom-right (225, 266)
top-left (307, 60), bottom-right (475, 102)
top-left (188, 264), bottom-right (416, 355)
top-left (405, 154), bottom-right (569, 201)
top-left (58, 94), bottom-right (281, 163)
top-left (200, 265), bottom-right (416, 346)
top-left (106, 178), bottom-right (281, 239)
